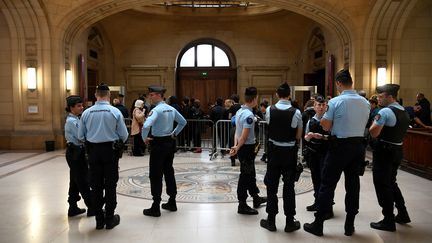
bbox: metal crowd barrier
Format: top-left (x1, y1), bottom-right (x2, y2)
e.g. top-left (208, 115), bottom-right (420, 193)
top-left (176, 119), bottom-right (215, 155)
top-left (123, 118), bottom-right (133, 155)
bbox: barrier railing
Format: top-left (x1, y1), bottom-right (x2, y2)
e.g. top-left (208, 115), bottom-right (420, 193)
top-left (176, 119), bottom-right (215, 154)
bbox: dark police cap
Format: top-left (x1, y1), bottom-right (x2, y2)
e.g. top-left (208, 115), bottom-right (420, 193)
top-left (96, 83), bottom-right (110, 91)
top-left (315, 95), bottom-right (326, 103)
top-left (245, 86), bottom-right (257, 96)
top-left (66, 95), bottom-right (83, 107)
top-left (376, 84), bottom-right (400, 96)
top-left (148, 85), bottom-right (166, 94)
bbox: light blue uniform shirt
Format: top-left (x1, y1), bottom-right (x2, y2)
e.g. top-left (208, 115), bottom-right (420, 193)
top-left (235, 105), bottom-right (256, 145)
top-left (265, 99), bottom-right (302, 147)
top-left (78, 101), bottom-right (129, 143)
top-left (142, 101), bottom-right (187, 140)
top-left (374, 102), bottom-right (404, 127)
top-left (65, 113), bottom-right (82, 146)
top-left (323, 90), bottom-right (370, 138)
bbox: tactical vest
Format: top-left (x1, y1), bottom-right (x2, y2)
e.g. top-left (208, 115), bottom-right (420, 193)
top-left (378, 106), bottom-right (410, 144)
top-left (308, 117), bottom-right (330, 145)
top-left (268, 105), bottom-right (297, 142)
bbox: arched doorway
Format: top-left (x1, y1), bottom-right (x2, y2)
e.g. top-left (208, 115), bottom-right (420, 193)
top-left (176, 39), bottom-right (237, 114)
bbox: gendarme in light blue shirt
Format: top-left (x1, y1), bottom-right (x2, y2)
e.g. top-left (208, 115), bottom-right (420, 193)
top-left (265, 99), bottom-right (302, 146)
top-left (142, 101), bottom-right (187, 140)
top-left (65, 113), bottom-right (82, 146)
top-left (78, 101), bottom-right (129, 143)
top-left (374, 102), bottom-right (404, 127)
top-left (235, 105), bottom-right (255, 145)
top-left (323, 90), bottom-right (370, 138)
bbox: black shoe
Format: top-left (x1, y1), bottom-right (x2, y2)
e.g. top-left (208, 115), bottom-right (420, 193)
top-left (344, 224), bottom-right (355, 236)
top-left (253, 196), bottom-right (267, 208)
top-left (285, 219), bottom-right (301, 233)
top-left (260, 219), bottom-right (276, 232)
top-left (370, 220), bottom-right (396, 232)
top-left (395, 212), bottom-right (411, 224)
top-left (143, 207), bottom-right (161, 217)
top-left (238, 203), bottom-right (258, 215)
top-left (68, 207), bottom-right (86, 217)
top-left (306, 203), bottom-right (317, 212)
top-left (303, 221), bottom-right (323, 236)
top-left (87, 208), bottom-right (95, 217)
top-left (105, 214), bottom-right (120, 229)
top-left (96, 216), bottom-right (105, 230)
top-left (323, 211), bottom-right (334, 220)
top-left (161, 200), bottom-right (177, 212)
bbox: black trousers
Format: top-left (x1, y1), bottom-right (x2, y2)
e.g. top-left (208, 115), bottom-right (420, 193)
top-left (133, 133), bottom-right (146, 155)
top-left (264, 143), bottom-right (297, 217)
top-left (316, 140), bottom-right (364, 218)
top-left (87, 142), bottom-right (119, 219)
top-left (237, 144), bottom-right (260, 202)
top-left (372, 143), bottom-right (407, 218)
top-left (65, 145), bottom-right (92, 208)
top-left (308, 150), bottom-right (326, 201)
top-left (149, 137), bottom-right (177, 203)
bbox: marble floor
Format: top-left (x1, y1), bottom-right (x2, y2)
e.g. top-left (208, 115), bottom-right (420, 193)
top-left (1, 149), bottom-right (432, 243)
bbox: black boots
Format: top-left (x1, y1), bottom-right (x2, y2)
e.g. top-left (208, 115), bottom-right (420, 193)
top-left (284, 217), bottom-right (301, 233)
top-left (306, 203), bottom-right (317, 212)
top-left (370, 217), bottom-right (396, 232)
top-left (143, 203), bottom-right (161, 217)
top-left (161, 198), bottom-right (177, 212)
top-left (238, 202), bottom-right (258, 215)
top-left (303, 216), bottom-right (324, 236)
top-left (253, 196), bottom-right (267, 208)
top-left (344, 214), bottom-right (355, 236)
top-left (68, 205), bottom-right (86, 217)
top-left (260, 214), bottom-right (276, 232)
top-left (395, 210), bottom-right (411, 224)
top-left (96, 215), bottom-right (105, 230)
top-left (105, 214), bottom-right (120, 229)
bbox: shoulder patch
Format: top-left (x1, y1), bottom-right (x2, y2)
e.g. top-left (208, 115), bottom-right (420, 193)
top-left (374, 114), bottom-right (381, 121)
top-left (246, 117), bottom-right (253, 125)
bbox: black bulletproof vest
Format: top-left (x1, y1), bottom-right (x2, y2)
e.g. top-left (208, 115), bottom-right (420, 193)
top-left (308, 117), bottom-right (330, 145)
top-left (378, 106), bottom-right (410, 143)
top-left (268, 105), bottom-right (297, 142)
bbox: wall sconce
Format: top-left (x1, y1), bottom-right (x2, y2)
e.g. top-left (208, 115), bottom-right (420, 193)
top-left (65, 69), bottom-right (73, 92)
top-left (27, 67), bottom-right (37, 91)
top-left (377, 67), bottom-right (387, 87)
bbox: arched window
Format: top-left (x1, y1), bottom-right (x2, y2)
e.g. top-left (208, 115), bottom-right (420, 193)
top-left (179, 43), bottom-right (231, 67)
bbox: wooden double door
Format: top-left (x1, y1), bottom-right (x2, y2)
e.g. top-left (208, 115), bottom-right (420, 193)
top-left (177, 68), bottom-right (237, 114)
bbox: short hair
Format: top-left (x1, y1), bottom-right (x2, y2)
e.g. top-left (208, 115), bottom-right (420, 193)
top-left (231, 94), bottom-right (240, 103)
top-left (244, 87), bottom-right (257, 103)
top-left (216, 97), bottom-right (223, 106)
top-left (277, 82), bottom-right (291, 98)
top-left (376, 84), bottom-right (400, 98)
top-left (96, 89), bottom-right (110, 98)
top-left (335, 69), bottom-right (353, 85)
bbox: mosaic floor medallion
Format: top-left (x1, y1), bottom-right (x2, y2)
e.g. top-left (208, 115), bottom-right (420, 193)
top-left (118, 162), bottom-right (313, 203)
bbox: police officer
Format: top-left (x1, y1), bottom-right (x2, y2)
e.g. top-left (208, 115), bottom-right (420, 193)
top-left (64, 95), bottom-right (93, 217)
top-left (229, 87), bottom-right (266, 215)
top-left (303, 69), bottom-right (370, 236)
top-left (369, 84), bottom-right (411, 231)
top-left (142, 86), bottom-right (187, 217)
top-left (78, 83), bottom-right (128, 230)
top-left (260, 82), bottom-right (302, 232)
top-left (303, 95), bottom-right (331, 214)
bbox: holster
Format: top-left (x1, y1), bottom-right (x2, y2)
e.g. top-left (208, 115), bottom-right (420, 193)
top-left (112, 140), bottom-right (125, 158)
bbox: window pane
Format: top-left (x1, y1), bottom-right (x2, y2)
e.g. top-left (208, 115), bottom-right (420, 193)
top-left (180, 47), bottom-right (195, 67)
top-left (197, 44), bottom-right (212, 67)
top-left (214, 47), bottom-right (230, 67)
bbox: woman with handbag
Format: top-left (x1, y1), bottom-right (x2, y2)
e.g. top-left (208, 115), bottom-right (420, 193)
top-left (131, 99), bottom-right (146, 156)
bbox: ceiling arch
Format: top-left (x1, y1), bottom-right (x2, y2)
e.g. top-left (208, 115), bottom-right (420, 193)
top-left (59, 0), bottom-right (354, 66)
